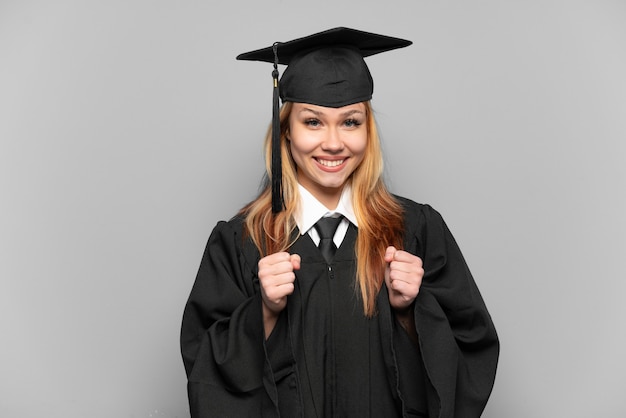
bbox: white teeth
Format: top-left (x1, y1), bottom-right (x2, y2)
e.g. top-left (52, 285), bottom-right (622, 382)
top-left (318, 159), bottom-right (344, 167)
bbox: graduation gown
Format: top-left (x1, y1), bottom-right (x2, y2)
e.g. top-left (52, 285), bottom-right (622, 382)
top-left (180, 198), bottom-right (499, 417)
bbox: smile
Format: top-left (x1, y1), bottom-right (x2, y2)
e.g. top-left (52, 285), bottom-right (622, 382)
top-left (316, 158), bottom-right (345, 167)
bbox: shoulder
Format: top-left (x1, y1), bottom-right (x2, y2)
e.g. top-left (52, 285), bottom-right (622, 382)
top-left (393, 196), bottom-right (462, 263)
top-left (393, 195), bottom-right (445, 227)
top-left (206, 214), bottom-right (257, 256)
top-left (392, 195), bottom-right (452, 251)
top-left (214, 213), bottom-right (246, 234)
top-left (204, 215), bottom-right (244, 246)
top-left (200, 214), bottom-right (262, 276)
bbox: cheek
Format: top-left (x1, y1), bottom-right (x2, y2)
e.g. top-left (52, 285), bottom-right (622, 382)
top-left (288, 129), bottom-right (318, 156)
top-left (288, 137), bottom-right (312, 168)
top-left (349, 134), bottom-right (368, 158)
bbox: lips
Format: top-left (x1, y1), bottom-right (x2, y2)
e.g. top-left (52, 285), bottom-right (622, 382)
top-left (316, 158), bottom-right (345, 167)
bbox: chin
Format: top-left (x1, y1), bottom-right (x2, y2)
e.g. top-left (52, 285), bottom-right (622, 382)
top-left (319, 182), bottom-right (347, 192)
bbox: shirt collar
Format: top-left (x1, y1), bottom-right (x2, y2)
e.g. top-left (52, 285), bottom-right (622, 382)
top-left (296, 183), bottom-right (358, 235)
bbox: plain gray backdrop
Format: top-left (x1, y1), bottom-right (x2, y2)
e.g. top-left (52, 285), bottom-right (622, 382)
top-left (1, 0), bottom-right (625, 417)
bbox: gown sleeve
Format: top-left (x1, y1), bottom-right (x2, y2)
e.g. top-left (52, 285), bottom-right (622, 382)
top-left (180, 219), bottom-right (279, 417)
top-left (408, 203), bottom-right (500, 418)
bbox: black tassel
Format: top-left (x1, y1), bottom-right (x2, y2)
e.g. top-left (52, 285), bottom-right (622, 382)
top-left (271, 42), bottom-right (283, 213)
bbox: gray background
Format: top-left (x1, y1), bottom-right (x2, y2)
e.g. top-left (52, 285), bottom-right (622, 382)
top-left (1, 0), bottom-right (625, 417)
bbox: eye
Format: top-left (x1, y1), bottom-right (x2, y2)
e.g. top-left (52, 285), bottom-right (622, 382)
top-left (304, 118), bottom-right (321, 128)
top-left (343, 118), bottom-right (362, 128)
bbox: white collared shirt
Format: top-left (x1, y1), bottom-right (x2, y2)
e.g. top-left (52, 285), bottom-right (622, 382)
top-left (295, 184), bottom-right (358, 247)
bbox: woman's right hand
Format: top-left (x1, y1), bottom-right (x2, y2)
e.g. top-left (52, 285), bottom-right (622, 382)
top-left (258, 252), bottom-right (300, 335)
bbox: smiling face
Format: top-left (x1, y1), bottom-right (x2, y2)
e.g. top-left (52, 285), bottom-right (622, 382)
top-left (287, 102), bottom-right (368, 209)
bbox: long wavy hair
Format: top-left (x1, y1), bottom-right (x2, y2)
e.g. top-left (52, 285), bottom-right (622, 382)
top-left (239, 101), bottom-right (405, 317)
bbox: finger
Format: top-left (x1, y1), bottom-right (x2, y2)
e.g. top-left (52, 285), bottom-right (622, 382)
top-left (268, 280), bottom-right (295, 296)
top-left (389, 262), bottom-right (423, 278)
top-left (259, 251), bottom-right (291, 268)
top-left (387, 274), bottom-right (420, 297)
top-left (263, 283), bottom-right (295, 306)
top-left (388, 268), bottom-right (410, 285)
top-left (391, 250), bottom-right (423, 265)
top-left (274, 269), bottom-right (297, 283)
top-left (384, 246), bottom-right (396, 263)
top-left (391, 254), bottom-right (423, 275)
top-left (262, 272), bottom-right (296, 297)
top-left (271, 251), bottom-right (293, 264)
top-left (389, 261), bottom-right (424, 287)
top-left (259, 261), bottom-right (294, 279)
top-left (290, 253), bottom-right (301, 270)
top-left (388, 275), bottom-right (409, 293)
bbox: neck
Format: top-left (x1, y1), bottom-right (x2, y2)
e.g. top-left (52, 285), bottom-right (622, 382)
top-left (314, 186), bottom-right (343, 210)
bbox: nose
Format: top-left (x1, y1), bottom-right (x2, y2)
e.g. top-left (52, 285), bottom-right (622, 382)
top-left (321, 127), bottom-right (344, 152)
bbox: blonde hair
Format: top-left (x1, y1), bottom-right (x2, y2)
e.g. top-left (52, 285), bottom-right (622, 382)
top-left (239, 101), bottom-right (405, 316)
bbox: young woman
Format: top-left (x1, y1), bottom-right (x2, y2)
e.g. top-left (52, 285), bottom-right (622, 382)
top-left (181, 27), bottom-right (499, 418)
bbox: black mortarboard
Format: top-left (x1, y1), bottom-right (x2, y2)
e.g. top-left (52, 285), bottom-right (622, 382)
top-left (236, 27), bottom-right (412, 213)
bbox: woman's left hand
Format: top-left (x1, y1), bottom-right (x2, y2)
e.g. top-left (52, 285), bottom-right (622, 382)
top-left (384, 246), bottom-right (424, 312)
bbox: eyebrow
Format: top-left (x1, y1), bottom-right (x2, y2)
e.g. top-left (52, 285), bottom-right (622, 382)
top-left (298, 107), bottom-right (365, 117)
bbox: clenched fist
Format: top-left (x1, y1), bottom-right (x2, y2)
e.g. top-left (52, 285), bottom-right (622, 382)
top-left (384, 246), bottom-right (423, 312)
top-left (258, 252), bottom-right (301, 337)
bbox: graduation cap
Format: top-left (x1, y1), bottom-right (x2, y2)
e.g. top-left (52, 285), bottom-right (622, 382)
top-left (236, 27), bottom-right (412, 213)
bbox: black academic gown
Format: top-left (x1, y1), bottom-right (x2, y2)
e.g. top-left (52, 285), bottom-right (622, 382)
top-left (180, 198), bottom-right (499, 418)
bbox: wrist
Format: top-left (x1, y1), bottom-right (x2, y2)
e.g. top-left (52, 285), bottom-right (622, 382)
top-left (393, 301), bottom-right (414, 317)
